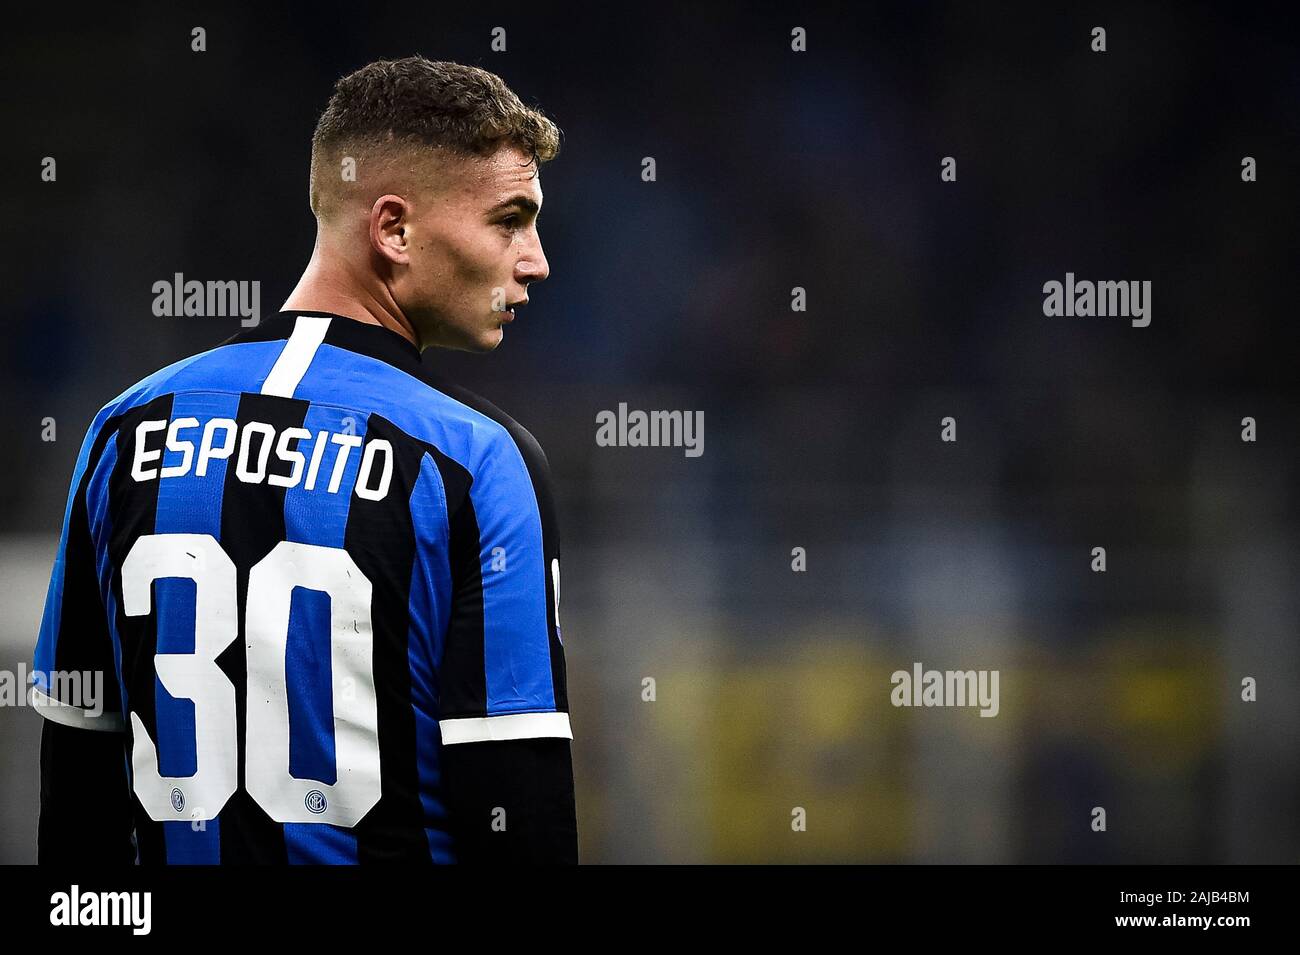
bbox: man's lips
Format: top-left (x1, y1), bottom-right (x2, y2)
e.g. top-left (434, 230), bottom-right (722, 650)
top-left (500, 299), bottom-right (526, 323)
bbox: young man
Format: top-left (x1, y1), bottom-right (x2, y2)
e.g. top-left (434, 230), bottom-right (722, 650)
top-left (31, 57), bottom-right (576, 864)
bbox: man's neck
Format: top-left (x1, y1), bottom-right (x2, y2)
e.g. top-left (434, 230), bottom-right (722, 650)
top-left (282, 246), bottom-right (421, 350)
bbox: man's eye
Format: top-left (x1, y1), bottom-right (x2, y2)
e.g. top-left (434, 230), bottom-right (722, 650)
top-left (499, 216), bottom-right (519, 229)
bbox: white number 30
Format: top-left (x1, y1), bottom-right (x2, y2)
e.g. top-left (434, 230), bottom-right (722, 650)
top-left (121, 533), bottom-right (380, 826)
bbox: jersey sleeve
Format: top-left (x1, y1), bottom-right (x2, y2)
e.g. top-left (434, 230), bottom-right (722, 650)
top-left (30, 415), bottom-right (125, 732)
top-left (436, 426), bottom-right (571, 745)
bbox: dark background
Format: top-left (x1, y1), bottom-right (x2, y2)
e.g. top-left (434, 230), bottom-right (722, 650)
top-left (1, 2), bottom-right (1297, 863)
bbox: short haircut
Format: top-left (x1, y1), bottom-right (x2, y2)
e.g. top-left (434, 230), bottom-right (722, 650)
top-left (309, 56), bottom-right (561, 218)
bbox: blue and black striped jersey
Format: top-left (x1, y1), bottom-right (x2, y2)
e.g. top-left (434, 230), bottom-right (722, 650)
top-left (30, 309), bottom-right (571, 863)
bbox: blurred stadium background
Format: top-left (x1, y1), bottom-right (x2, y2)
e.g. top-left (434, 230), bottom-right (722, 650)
top-left (1, 3), bottom-right (1297, 863)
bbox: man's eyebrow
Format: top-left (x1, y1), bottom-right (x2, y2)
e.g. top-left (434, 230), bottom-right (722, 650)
top-left (488, 196), bottom-right (540, 216)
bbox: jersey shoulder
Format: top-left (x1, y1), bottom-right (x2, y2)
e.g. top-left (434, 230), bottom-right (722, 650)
top-left (90, 333), bottom-right (290, 433)
top-left (420, 372), bottom-right (553, 478)
top-left (415, 372), bottom-right (561, 550)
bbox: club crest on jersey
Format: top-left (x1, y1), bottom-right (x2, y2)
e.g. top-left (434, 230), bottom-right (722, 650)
top-left (130, 417), bottom-right (394, 501)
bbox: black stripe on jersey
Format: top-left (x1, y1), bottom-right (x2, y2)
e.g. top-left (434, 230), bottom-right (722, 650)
top-left (427, 446), bottom-right (486, 718)
top-left (216, 392), bottom-right (309, 864)
top-left (343, 414), bottom-right (432, 863)
top-left (421, 375), bottom-right (569, 714)
top-left (104, 393), bottom-right (173, 865)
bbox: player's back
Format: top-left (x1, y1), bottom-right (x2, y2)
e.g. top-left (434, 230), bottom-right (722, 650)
top-left (31, 310), bottom-right (570, 863)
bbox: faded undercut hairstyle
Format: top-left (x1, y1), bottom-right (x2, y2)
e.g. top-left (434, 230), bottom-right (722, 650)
top-left (309, 56), bottom-right (561, 220)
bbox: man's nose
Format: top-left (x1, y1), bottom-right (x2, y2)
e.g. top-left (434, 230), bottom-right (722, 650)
top-left (517, 236), bottom-right (549, 284)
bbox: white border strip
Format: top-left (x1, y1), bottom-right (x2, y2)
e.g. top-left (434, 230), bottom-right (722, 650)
top-left (28, 685), bottom-right (126, 733)
top-left (260, 315), bottom-right (331, 397)
top-left (440, 711), bottom-right (573, 745)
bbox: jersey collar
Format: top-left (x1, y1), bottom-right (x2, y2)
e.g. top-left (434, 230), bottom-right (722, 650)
top-left (221, 309), bottom-right (424, 376)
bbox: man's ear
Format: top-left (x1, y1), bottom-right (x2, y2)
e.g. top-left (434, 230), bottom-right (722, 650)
top-left (369, 194), bottom-right (411, 265)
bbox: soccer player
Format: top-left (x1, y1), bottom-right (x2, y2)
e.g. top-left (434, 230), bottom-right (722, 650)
top-left (30, 57), bottom-right (576, 864)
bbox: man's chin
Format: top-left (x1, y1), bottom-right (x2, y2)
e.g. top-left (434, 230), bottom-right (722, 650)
top-left (435, 327), bottom-right (504, 354)
top-left (474, 326), bottom-right (505, 352)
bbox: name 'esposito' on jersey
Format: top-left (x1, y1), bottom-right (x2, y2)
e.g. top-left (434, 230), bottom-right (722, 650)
top-left (130, 416), bottom-right (395, 500)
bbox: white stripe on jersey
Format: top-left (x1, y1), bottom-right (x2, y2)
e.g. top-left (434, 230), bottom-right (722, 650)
top-left (28, 685), bottom-right (126, 732)
top-left (439, 711), bottom-right (573, 745)
top-left (260, 315), bottom-right (331, 397)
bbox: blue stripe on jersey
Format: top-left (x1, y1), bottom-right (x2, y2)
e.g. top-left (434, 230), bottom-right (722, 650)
top-left (285, 588), bottom-right (336, 784)
top-left (153, 391), bottom-right (239, 864)
top-left (408, 454), bottom-right (454, 861)
top-left (280, 403), bottom-right (366, 864)
top-left (284, 821), bottom-right (363, 865)
top-left (86, 435), bottom-right (128, 719)
top-left (283, 405), bottom-right (367, 548)
top-left (153, 576), bottom-right (197, 776)
top-left (470, 450), bottom-right (557, 714)
top-left (408, 453), bottom-right (453, 661)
